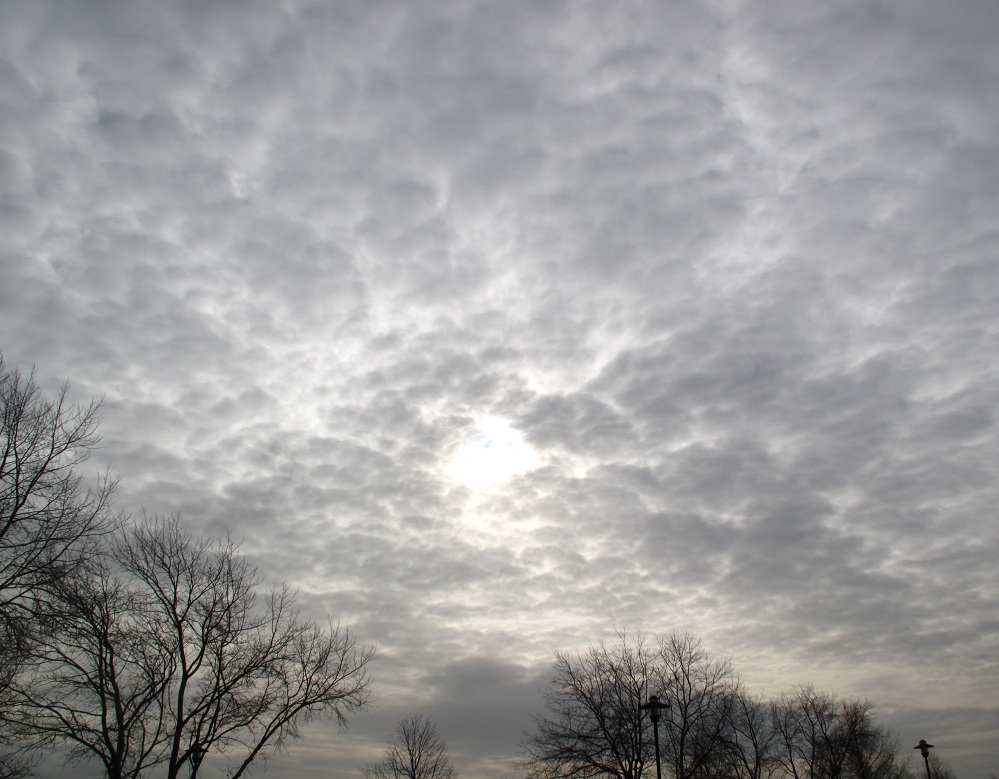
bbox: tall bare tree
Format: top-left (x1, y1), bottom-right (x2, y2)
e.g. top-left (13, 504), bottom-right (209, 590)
top-left (651, 632), bottom-right (738, 779)
top-left (364, 714), bottom-right (459, 779)
top-left (718, 692), bottom-right (781, 779)
top-left (9, 514), bottom-right (374, 779)
top-left (10, 557), bottom-right (175, 779)
top-left (839, 699), bottom-right (906, 779)
top-left (0, 356), bottom-right (121, 778)
top-left (0, 356), bottom-right (120, 652)
top-left (522, 631), bottom-right (656, 779)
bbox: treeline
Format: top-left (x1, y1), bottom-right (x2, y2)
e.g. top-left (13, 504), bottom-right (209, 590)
top-left (521, 632), bottom-right (948, 779)
top-left (0, 357), bottom-right (373, 778)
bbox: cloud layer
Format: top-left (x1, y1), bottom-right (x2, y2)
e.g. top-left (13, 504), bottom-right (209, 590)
top-left (2, 1), bottom-right (997, 777)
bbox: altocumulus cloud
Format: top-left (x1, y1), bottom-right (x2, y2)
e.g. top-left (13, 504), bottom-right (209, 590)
top-left (1, 0), bottom-right (997, 777)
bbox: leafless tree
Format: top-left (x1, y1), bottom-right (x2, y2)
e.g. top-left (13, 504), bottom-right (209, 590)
top-left (774, 686), bottom-right (839, 779)
top-left (774, 686), bottom-right (906, 779)
top-left (8, 557), bottom-right (175, 779)
top-left (0, 356), bottom-right (120, 652)
top-left (9, 514), bottom-right (374, 779)
top-left (522, 632), bottom-right (652, 779)
top-left (651, 632), bottom-right (739, 779)
top-left (840, 701), bottom-right (906, 779)
top-left (0, 356), bottom-right (122, 777)
top-left (364, 714), bottom-right (459, 779)
top-left (924, 755), bottom-right (957, 779)
top-left (718, 691), bottom-right (782, 779)
top-left (523, 630), bottom-right (909, 779)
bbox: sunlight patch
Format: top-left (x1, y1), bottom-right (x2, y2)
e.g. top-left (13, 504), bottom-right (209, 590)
top-left (445, 415), bottom-right (539, 490)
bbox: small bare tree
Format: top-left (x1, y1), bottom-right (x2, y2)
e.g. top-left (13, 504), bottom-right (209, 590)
top-left (364, 714), bottom-right (459, 779)
top-left (925, 754), bottom-right (957, 779)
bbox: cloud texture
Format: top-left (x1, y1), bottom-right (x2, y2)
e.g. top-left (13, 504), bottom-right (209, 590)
top-left (2, 1), bottom-right (997, 777)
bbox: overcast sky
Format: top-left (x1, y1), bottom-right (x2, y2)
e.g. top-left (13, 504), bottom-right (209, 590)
top-left (2, 1), bottom-right (998, 777)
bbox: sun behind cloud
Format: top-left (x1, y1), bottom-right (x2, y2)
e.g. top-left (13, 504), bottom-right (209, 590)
top-left (445, 415), bottom-right (540, 490)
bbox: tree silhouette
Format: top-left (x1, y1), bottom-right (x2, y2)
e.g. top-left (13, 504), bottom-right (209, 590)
top-left (0, 355), bottom-right (122, 778)
top-left (8, 514), bottom-right (374, 779)
top-left (523, 633), bottom-right (910, 779)
top-left (522, 631), bottom-right (655, 779)
top-left (364, 714), bottom-right (459, 779)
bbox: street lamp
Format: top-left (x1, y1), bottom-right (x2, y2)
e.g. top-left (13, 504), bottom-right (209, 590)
top-left (913, 739), bottom-right (933, 779)
top-left (188, 740), bottom-right (207, 779)
top-left (640, 694), bottom-right (670, 779)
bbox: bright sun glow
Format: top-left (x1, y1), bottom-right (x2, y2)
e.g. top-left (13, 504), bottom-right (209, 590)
top-left (445, 415), bottom-right (539, 490)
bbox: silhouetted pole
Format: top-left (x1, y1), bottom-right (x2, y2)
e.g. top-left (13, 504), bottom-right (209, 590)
top-left (188, 740), bottom-right (207, 779)
top-left (640, 695), bottom-right (670, 779)
top-left (914, 739), bottom-right (933, 779)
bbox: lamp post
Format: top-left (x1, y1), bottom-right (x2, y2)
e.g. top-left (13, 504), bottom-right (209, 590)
top-left (640, 694), bottom-right (670, 779)
top-left (188, 740), bottom-right (207, 779)
top-left (913, 740), bottom-right (933, 779)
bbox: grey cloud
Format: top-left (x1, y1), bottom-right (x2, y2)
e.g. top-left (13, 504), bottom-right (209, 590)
top-left (2, 0), bottom-right (998, 776)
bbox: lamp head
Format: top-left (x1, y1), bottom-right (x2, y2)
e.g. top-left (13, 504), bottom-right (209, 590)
top-left (189, 740), bottom-right (207, 765)
top-left (640, 694), bottom-right (670, 723)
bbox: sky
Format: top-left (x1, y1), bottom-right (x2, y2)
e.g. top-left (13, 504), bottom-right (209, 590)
top-left (1, 0), bottom-right (997, 777)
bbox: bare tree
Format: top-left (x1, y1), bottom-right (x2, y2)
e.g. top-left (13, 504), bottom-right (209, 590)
top-left (8, 557), bottom-right (176, 779)
top-left (925, 755), bottom-right (957, 779)
top-left (522, 631), bottom-right (659, 779)
top-left (840, 700), bottom-right (906, 779)
top-left (9, 514), bottom-right (374, 779)
top-left (522, 631), bottom-right (773, 779)
top-left (774, 687), bottom-right (906, 779)
top-left (651, 632), bottom-right (738, 779)
top-left (0, 356), bottom-right (122, 778)
top-left (364, 714), bottom-right (459, 779)
top-left (719, 691), bottom-right (782, 779)
top-left (0, 358), bottom-right (120, 626)
top-left (523, 629), bottom-right (908, 779)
